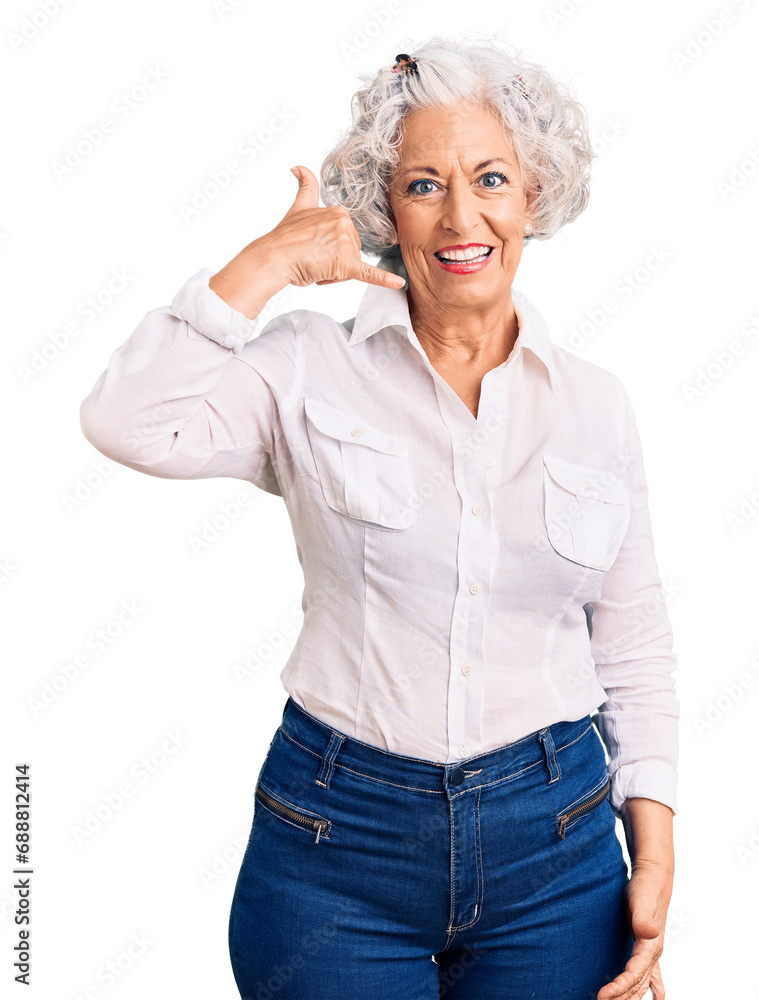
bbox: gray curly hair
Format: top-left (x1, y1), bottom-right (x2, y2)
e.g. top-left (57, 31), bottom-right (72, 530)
top-left (319, 34), bottom-right (596, 258)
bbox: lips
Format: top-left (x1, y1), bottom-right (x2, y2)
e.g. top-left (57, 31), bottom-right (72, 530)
top-left (434, 246), bottom-right (493, 262)
top-left (433, 246), bottom-right (495, 274)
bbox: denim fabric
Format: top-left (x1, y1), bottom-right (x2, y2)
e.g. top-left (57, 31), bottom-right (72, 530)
top-left (229, 696), bottom-right (634, 999)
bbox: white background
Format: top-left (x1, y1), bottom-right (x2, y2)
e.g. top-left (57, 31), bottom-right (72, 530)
top-left (4, 0), bottom-right (758, 996)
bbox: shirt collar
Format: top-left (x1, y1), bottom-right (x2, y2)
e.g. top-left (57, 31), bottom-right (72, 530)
top-left (348, 253), bottom-right (558, 393)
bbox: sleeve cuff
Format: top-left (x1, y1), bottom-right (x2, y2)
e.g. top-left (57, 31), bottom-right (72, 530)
top-left (609, 760), bottom-right (678, 818)
top-left (170, 267), bottom-right (261, 354)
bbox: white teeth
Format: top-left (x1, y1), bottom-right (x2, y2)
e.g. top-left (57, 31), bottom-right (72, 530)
top-left (436, 245), bottom-right (492, 262)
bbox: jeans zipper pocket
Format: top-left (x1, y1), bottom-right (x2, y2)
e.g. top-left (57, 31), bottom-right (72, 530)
top-left (255, 784), bottom-right (330, 844)
top-left (556, 775), bottom-right (611, 840)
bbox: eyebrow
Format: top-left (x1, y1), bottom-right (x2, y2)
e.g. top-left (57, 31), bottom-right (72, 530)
top-left (398, 158), bottom-right (511, 178)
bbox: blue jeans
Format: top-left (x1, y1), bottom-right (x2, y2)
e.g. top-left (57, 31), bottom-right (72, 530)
top-left (228, 696), bottom-right (634, 999)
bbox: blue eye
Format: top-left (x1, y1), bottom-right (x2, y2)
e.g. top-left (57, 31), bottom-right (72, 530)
top-left (408, 170), bottom-right (508, 194)
top-left (408, 178), bottom-right (436, 195)
top-left (481, 170), bottom-right (508, 187)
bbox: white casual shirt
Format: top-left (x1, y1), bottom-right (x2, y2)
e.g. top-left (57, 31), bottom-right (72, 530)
top-left (79, 255), bottom-right (680, 817)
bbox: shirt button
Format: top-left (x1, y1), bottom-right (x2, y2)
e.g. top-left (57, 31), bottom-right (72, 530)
top-left (485, 457), bottom-right (494, 468)
top-left (583, 480), bottom-right (595, 492)
top-left (469, 583), bottom-right (479, 595)
top-left (458, 745), bottom-right (470, 758)
top-left (471, 505), bottom-right (484, 516)
top-left (350, 427), bottom-right (364, 437)
top-left (492, 383), bottom-right (502, 391)
top-left (462, 663), bottom-right (473, 676)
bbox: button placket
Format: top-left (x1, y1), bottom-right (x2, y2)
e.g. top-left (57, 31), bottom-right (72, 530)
top-left (423, 360), bottom-right (508, 763)
top-left (448, 432), bottom-right (493, 763)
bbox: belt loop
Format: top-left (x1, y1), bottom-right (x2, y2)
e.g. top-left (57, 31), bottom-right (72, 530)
top-left (315, 731), bottom-right (346, 789)
top-left (537, 727), bottom-right (561, 784)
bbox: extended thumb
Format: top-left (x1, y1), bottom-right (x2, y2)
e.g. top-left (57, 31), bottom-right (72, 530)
top-left (289, 165), bottom-right (318, 207)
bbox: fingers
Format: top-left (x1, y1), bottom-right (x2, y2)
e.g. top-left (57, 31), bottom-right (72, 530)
top-left (596, 937), bottom-right (662, 1000)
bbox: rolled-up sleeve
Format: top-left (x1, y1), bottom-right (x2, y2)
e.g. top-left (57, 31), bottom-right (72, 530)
top-left (79, 267), bottom-right (295, 489)
top-left (590, 382), bottom-right (680, 818)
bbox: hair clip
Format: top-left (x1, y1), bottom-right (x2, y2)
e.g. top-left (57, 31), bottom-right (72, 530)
top-left (512, 74), bottom-right (530, 99)
top-left (391, 53), bottom-right (420, 78)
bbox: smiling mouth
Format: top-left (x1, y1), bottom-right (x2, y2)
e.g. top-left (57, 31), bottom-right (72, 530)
top-left (433, 247), bottom-right (494, 263)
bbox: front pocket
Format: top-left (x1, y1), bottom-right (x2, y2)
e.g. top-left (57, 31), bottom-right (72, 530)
top-left (255, 782), bottom-right (331, 844)
top-left (540, 453), bottom-right (632, 571)
top-left (304, 396), bottom-right (416, 530)
top-left (556, 774), bottom-right (611, 839)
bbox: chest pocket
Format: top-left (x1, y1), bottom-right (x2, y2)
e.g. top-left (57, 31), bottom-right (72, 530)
top-left (304, 396), bottom-right (416, 530)
top-left (540, 452), bottom-right (632, 572)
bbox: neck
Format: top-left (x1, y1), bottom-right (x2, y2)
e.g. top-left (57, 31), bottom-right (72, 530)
top-left (407, 284), bottom-right (520, 369)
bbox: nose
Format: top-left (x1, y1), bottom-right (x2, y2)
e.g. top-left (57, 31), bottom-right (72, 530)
top-left (438, 180), bottom-right (480, 236)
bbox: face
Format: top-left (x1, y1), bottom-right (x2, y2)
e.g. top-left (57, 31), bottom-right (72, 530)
top-left (386, 102), bottom-right (534, 309)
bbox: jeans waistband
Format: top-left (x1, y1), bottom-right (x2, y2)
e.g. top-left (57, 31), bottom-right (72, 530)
top-left (279, 696), bottom-right (595, 793)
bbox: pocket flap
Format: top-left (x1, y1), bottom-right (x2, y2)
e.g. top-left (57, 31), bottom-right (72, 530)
top-left (542, 452), bottom-right (629, 504)
top-left (304, 397), bottom-right (407, 455)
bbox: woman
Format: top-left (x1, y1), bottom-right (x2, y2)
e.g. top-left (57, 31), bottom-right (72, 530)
top-left (79, 37), bottom-right (677, 1000)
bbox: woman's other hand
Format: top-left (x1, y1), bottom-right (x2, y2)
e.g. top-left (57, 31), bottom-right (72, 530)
top-left (598, 795), bottom-right (674, 1000)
